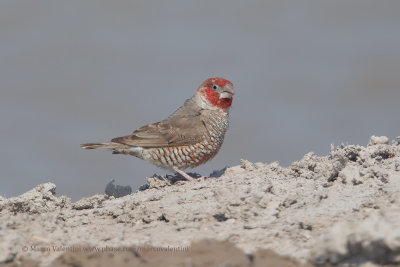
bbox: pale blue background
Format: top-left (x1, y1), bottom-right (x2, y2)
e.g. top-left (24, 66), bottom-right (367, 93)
top-left (1, 1), bottom-right (400, 200)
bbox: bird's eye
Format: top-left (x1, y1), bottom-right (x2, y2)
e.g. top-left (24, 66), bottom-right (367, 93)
top-left (212, 85), bottom-right (218, 90)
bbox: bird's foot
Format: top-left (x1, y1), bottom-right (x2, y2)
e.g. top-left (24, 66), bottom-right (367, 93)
top-left (174, 168), bottom-right (196, 181)
top-left (173, 168), bottom-right (204, 182)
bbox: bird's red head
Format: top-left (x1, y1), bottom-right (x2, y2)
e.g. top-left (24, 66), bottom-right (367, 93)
top-left (197, 77), bottom-right (234, 111)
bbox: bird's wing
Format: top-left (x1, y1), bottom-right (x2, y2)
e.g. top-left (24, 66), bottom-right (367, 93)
top-left (111, 111), bottom-right (209, 147)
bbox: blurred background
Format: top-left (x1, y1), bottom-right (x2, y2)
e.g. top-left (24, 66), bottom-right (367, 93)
top-left (1, 1), bottom-right (399, 201)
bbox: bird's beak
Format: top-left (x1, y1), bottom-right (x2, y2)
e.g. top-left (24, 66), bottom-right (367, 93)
top-left (220, 84), bottom-right (235, 99)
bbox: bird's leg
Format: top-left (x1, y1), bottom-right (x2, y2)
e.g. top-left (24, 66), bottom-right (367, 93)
top-left (173, 167), bottom-right (196, 181)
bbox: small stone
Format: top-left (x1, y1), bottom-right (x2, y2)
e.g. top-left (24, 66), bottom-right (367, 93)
top-left (105, 179), bottom-right (132, 198)
top-left (395, 162), bottom-right (400, 171)
top-left (72, 200), bottom-right (94, 210)
top-left (213, 213), bottom-right (228, 222)
top-left (240, 159), bottom-right (256, 170)
top-left (368, 136), bottom-right (389, 146)
top-left (299, 222), bottom-right (312, 231)
top-left (209, 167), bottom-right (228, 178)
top-left (394, 136), bottom-right (400, 145)
top-left (352, 178), bottom-right (363, 185)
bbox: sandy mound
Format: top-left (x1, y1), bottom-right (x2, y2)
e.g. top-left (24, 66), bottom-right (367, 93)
top-left (1, 136), bottom-right (399, 266)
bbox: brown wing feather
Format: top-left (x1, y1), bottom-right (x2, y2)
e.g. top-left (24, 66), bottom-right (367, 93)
top-left (111, 110), bottom-right (209, 148)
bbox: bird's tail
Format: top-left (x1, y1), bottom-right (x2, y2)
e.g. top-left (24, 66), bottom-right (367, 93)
top-left (80, 142), bottom-right (137, 156)
top-left (80, 142), bottom-right (121, 150)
